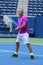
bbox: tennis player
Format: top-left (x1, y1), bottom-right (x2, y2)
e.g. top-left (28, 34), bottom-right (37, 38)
top-left (12, 9), bottom-right (34, 59)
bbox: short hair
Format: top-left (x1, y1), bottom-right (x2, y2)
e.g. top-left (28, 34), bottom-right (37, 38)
top-left (18, 8), bottom-right (24, 13)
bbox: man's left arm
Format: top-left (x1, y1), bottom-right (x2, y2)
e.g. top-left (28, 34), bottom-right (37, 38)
top-left (15, 21), bottom-right (27, 31)
top-left (19, 22), bottom-right (27, 29)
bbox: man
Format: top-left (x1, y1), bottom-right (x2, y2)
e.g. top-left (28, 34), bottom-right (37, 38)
top-left (12, 9), bottom-right (34, 59)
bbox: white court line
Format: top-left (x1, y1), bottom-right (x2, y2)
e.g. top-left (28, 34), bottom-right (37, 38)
top-left (0, 49), bottom-right (43, 57)
top-left (31, 43), bottom-right (43, 46)
top-left (0, 42), bottom-right (43, 46)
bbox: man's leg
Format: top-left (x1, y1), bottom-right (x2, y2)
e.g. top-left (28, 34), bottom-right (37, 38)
top-left (23, 33), bottom-right (34, 59)
top-left (12, 42), bottom-right (20, 57)
top-left (26, 43), bottom-right (32, 53)
top-left (15, 42), bottom-right (20, 52)
top-left (26, 43), bottom-right (34, 59)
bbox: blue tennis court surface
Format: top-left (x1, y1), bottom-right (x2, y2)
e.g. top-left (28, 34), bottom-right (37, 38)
top-left (0, 42), bottom-right (43, 65)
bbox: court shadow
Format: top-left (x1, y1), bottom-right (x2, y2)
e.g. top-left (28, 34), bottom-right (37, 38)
top-left (18, 55), bottom-right (32, 60)
top-left (18, 55), bottom-right (43, 61)
top-left (35, 56), bottom-right (43, 60)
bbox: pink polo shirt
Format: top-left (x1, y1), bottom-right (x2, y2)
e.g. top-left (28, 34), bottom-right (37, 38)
top-left (18, 15), bottom-right (29, 33)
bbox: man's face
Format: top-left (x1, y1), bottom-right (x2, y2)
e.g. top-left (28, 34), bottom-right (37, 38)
top-left (18, 9), bottom-right (23, 16)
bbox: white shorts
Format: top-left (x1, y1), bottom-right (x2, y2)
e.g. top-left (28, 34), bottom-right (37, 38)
top-left (16, 33), bottom-right (30, 44)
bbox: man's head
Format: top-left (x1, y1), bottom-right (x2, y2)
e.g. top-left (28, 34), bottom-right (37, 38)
top-left (18, 9), bottom-right (24, 17)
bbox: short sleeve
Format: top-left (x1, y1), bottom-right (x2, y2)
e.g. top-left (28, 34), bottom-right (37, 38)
top-left (22, 16), bottom-right (28, 22)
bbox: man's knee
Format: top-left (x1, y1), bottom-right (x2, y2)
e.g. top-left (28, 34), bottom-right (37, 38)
top-left (16, 42), bottom-right (20, 44)
top-left (26, 43), bottom-right (31, 47)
